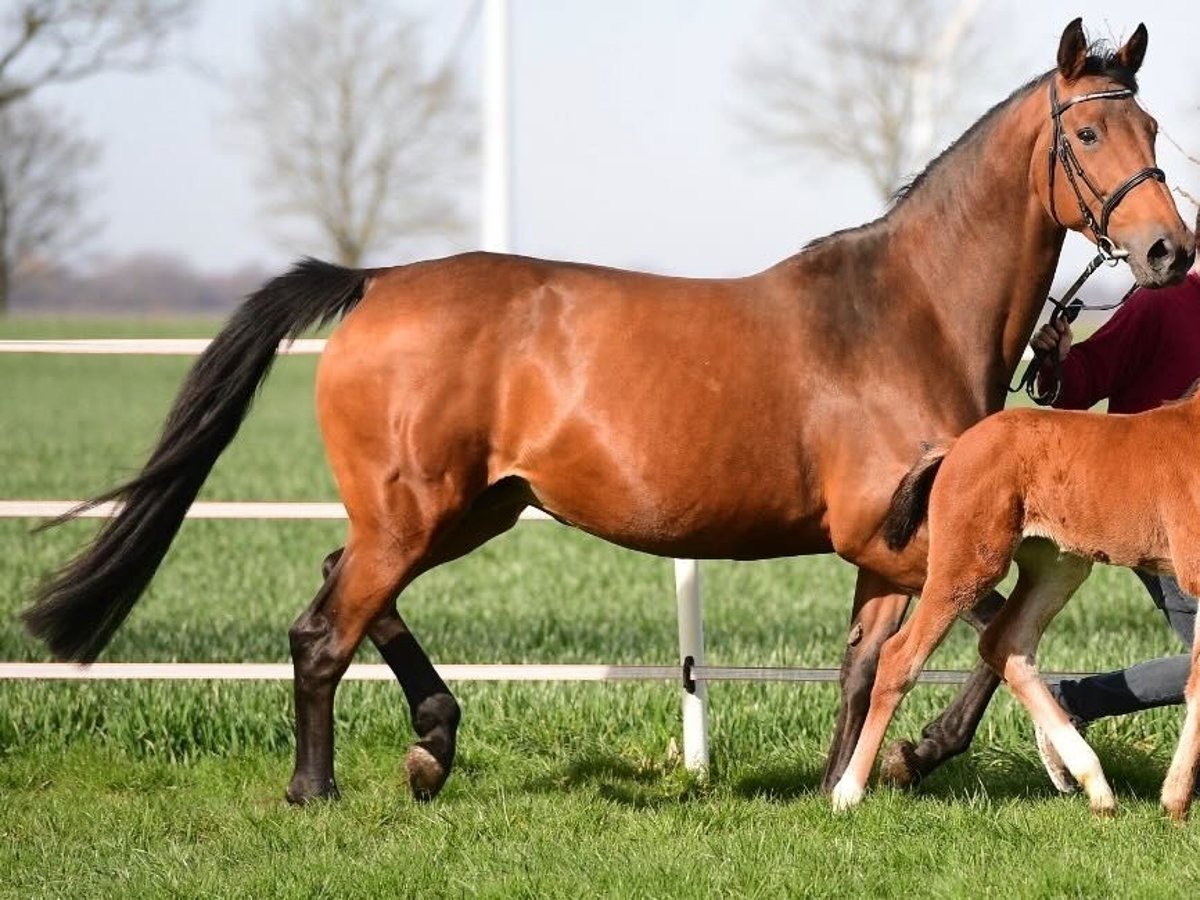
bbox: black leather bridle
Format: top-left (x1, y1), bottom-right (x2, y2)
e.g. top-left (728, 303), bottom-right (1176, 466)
top-left (1047, 79), bottom-right (1165, 260)
top-left (1014, 80), bottom-right (1166, 405)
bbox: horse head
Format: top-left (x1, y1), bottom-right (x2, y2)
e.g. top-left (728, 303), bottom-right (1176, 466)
top-left (1036, 19), bottom-right (1194, 287)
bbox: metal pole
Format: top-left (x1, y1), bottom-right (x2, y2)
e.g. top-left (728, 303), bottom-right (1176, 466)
top-left (481, 0), bottom-right (512, 253)
top-left (674, 558), bottom-right (710, 772)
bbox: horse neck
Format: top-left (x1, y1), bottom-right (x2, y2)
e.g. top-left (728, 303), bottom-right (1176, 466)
top-left (883, 90), bottom-right (1064, 415)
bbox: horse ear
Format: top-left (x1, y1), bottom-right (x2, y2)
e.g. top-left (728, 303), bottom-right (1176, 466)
top-left (1115, 24), bottom-right (1148, 74)
top-left (1057, 17), bottom-right (1088, 82)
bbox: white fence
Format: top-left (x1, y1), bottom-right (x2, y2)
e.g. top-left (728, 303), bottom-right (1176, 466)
top-left (0, 338), bottom-right (1060, 773)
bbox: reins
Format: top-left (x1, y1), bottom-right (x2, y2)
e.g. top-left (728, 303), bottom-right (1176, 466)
top-left (1012, 80), bottom-right (1164, 406)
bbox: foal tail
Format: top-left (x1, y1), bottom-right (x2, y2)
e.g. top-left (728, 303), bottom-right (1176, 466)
top-left (881, 443), bottom-right (952, 552)
top-left (22, 259), bottom-right (368, 663)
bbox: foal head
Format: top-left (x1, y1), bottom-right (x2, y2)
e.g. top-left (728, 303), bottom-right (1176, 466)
top-left (1035, 19), bottom-right (1194, 287)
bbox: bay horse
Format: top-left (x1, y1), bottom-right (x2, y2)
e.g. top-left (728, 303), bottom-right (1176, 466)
top-left (23, 20), bottom-right (1192, 805)
top-left (830, 378), bottom-right (1200, 820)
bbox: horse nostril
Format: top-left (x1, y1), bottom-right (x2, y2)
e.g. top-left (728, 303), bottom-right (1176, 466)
top-left (1147, 238), bottom-right (1172, 265)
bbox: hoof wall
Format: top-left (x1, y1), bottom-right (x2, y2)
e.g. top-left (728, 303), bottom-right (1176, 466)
top-left (406, 744), bottom-right (450, 802)
top-left (879, 741), bottom-right (920, 789)
top-left (285, 777), bottom-right (340, 806)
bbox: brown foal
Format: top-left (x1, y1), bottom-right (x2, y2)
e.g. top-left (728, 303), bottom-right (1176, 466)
top-left (833, 382), bottom-right (1200, 820)
top-left (24, 20), bottom-right (1192, 805)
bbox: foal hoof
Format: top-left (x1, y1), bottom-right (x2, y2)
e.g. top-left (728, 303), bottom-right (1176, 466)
top-left (405, 743), bottom-right (451, 802)
top-left (1163, 803), bottom-right (1189, 824)
top-left (830, 777), bottom-right (865, 813)
top-left (1089, 798), bottom-right (1117, 820)
top-left (879, 740), bottom-right (920, 789)
top-left (1161, 795), bottom-right (1191, 823)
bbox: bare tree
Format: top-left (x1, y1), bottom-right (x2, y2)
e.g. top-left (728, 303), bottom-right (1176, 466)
top-left (0, 100), bottom-right (98, 311)
top-left (0, 1), bottom-right (195, 108)
top-left (235, 0), bottom-right (477, 267)
top-left (737, 0), bottom-right (1002, 202)
top-left (0, 1), bottom-right (195, 313)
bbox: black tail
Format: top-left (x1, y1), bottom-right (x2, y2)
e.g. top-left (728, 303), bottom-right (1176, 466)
top-left (23, 258), bottom-right (367, 662)
top-left (881, 444), bottom-right (952, 552)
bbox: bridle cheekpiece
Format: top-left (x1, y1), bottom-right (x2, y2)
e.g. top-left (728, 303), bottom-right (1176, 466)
top-left (1047, 79), bottom-right (1165, 260)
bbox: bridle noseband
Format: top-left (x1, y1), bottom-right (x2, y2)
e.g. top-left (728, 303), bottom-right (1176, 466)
top-left (1014, 80), bottom-right (1167, 406)
top-left (1047, 79), bottom-right (1165, 259)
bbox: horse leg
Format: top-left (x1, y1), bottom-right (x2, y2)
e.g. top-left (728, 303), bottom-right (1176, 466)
top-left (821, 569), bottom-right (911, 791)
top-left (830, 573), bottom-right (963, 811)
top-left (879, 590), bottom-right (1006, 787)
top-left (287, 531), bottom-right (409, 804)
top-left (315, 482), bottom-right (526, 802)
top-left (367, 611), bottom-right (460, 800)
top-left (977, 546), bottom-right (1112, 814)
top-left (1161, 570), bottom-right (1200, 820)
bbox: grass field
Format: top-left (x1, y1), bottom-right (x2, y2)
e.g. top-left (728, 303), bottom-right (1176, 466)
top-left (2, 317), bottom-right (1199, 897)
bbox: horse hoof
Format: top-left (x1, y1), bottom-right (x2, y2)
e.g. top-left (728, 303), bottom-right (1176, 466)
top-left (285, 775), bottom-right (340, 806)
top-left (879, 740), bottom-right (920, 788)
top-left (406, 744), bottom-right (450, 802)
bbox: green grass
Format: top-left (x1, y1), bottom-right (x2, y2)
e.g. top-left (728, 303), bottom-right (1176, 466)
top-left (1, 317), bottom-right (1198, 897)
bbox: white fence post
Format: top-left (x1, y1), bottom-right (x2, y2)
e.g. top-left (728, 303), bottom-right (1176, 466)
top-left (673, 558), bottom-right (709, 773)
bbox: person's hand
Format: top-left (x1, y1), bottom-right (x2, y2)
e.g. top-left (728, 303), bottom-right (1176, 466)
top-left (1030, 318), bottom-right (1073, 362)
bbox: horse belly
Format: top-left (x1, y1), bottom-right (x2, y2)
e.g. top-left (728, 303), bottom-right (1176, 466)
top-left (507, 409), bottom-right (831, 559)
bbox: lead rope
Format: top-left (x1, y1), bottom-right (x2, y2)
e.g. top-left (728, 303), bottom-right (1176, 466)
top-left (1011, 251), bottom-right (1137, 405)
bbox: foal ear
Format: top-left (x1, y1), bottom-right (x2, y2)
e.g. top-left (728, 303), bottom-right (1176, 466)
top-left (1115, 24), bottom-right (1149, 75)
top-left (1057, 17), bottom-right (1088, 82)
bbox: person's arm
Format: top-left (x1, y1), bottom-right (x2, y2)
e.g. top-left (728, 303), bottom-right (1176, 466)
top-left (1032, 289), bottom-right (1160, 409)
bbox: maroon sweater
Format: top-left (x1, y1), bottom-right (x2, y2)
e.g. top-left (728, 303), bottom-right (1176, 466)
top-left (1043, 270), bottom-right (1200, 414)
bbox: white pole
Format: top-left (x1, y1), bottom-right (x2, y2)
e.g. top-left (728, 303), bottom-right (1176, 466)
top-left (481, 0), bottom-right (512, 253)
top-left (674, 558), bottom-right (710, 773)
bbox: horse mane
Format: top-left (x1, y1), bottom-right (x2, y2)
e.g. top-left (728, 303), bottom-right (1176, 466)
top-left (802, 42), bottom-right (1142, 255)
top-left (890, 42), bottom-right (1138, 208)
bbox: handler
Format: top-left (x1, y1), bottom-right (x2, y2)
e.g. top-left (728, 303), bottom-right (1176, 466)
top-left (1029, 225), bottom-right (1200, 793)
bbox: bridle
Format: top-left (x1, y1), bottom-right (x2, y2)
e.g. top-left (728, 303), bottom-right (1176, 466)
top-left (1046, 79), bottom-right (1165, 260)
top-left (1013, 79), bottom-right (1166, 405)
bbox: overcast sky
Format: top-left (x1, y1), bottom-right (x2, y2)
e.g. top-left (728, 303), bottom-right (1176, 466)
top-left (38, 1), bottom-right (1199, 300)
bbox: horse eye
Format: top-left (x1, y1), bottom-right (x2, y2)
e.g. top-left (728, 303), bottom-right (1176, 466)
top-left (1076, 127), bottom-right (1098, 145)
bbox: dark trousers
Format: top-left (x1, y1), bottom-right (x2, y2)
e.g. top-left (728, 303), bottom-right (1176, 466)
top-left (1053, 572), bottom-right (1197, 723)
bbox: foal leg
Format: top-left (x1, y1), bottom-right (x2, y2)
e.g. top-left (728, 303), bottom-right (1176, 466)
top-left (1161, 572), bottom-right (1200, 820)
top-left (830, 574), bottom-right (964, 811)
top-left (821, 569), bottom-right (911, 791)
top-left (880, 590), bottom-right (1006, 787)
top-left (977, 547), bottom-right (1113, 814)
